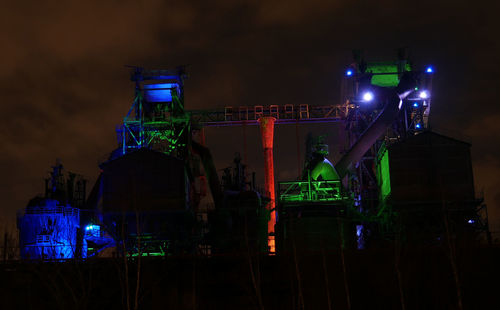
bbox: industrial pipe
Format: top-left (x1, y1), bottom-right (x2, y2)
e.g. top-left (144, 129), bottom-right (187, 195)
top-left (335, 73), bottom-right (417, 178)
top-left (258, 116), bottom-right (276, 253)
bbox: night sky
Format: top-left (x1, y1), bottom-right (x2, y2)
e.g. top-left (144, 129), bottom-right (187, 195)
top-left (1, 1), bottom-right (499, 233)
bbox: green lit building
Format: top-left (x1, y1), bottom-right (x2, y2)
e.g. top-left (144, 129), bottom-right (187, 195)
top-left (275, 141), bottom-right (355, 253)
top-left (376, 131), bottom-right (486, 244)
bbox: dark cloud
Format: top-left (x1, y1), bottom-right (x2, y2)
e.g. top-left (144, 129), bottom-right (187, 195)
top-left (1, 0), bottom-right (499, 231)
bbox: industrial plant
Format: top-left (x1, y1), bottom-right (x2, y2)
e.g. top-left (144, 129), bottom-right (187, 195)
top-left (5, 51), bottom-right (494, 309)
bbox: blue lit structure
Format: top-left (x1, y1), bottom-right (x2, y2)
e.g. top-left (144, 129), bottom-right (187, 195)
top-left (116, 67), bottom-right (190, 157)
top-left (143, 83), bottom-right (180, 102)
top-left (18, 199), bottom-right (81, 260)
top-left (17, 161), bottom-right (87, 260)
top-left (85, 224), bottom-right (101, 237)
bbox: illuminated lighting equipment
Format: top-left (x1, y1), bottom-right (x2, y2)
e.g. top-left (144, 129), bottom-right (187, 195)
top-left (413, 102), bottom-right (419, 108)
top-left (419, 90), bottom-right (429, 99)
top-left (426, 66), bottom-right (434, 73)
top-left (346, 69), bottom-right (354, 76)
top-left (85, 224), bottom-right (101, 237)
top-left (415, 123), bottom-right (422, 129)
top-left (468, 219), bottom-right (475, 224)
top-left (362, 91), bottom-right (374, 102)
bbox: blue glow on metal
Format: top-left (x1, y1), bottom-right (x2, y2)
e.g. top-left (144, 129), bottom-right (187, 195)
top-left (356, 225), bottom-right (365, 250)
top-left (426, 66), bottom-right (434, 73)
top-left (346, 69), bottom-right (353, 76)
top-left (18, 199), bottom-right (81, 260)
top-left (143, 83), bottom-right (179, 102)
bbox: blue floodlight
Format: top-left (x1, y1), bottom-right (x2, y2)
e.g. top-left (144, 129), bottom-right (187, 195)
top-left (85, 224), bottom-right (101, 237)
top-left (346, 69), bottom-right (354, 77)
top-left (413, 102), bottom-right (419, 108)
top-left (415, 123), bottom-right (422, 129)
top-left (362, 91), bottom-right (374, 102)
top-left (419, 90), bottom-right (429, 99)
top-left (426, 66), bottom-right (434, 73)
top-left (468, 219), bottom-right (475, 224)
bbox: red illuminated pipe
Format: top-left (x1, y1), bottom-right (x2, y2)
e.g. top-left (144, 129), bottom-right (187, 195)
top-left (258, 117), bottom-right (276, 253)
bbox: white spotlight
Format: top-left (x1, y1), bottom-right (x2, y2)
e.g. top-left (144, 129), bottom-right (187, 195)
top-left (362, 91), bottom-right (374, 102)
top-left (419, 90), bottom-right (429, 99)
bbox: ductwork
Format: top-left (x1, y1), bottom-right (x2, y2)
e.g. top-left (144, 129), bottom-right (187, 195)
top-left (335, 73), bottom-right (417, 179)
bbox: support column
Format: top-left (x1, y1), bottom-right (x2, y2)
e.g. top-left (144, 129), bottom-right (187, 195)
top-left (258, 117), bottom-right (276, 253)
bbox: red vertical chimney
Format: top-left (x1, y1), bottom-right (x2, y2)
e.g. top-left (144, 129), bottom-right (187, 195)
top-left (258, 117), bottom-right (276, 253)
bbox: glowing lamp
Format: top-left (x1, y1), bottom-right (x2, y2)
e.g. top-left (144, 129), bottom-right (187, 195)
top-left (468, 219), bottom-right (475, 224)
top-left (362, 91), bottom-right (374, 102)
top-left (85, 224), bottom-right (101, 237)
top-left (413, 102), bottom-right (419, 108)
top-left (346, 69), bottom-right (353, 77)
top-left (426, 66), bottom-right (434, 73)
top-left (415, 123), bottom-right (422, 129)
top-left (419, 90), bottom-right (429, 99)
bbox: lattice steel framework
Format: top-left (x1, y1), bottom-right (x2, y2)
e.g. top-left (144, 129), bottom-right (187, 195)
top-left (117, 67), bottom-right (190, 158)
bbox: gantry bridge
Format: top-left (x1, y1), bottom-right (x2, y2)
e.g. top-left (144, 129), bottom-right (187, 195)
top-left (189, 104), bottom-right (351, 127)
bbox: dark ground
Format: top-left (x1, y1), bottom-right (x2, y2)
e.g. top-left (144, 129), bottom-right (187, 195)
top-left (2, 245), bottom-right (499, 310)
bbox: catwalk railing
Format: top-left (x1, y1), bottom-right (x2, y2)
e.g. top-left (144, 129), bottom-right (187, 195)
top-left (278, 180), bottom-right (347, 202)
top-left (190, 103), bottom-right (351, 127)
